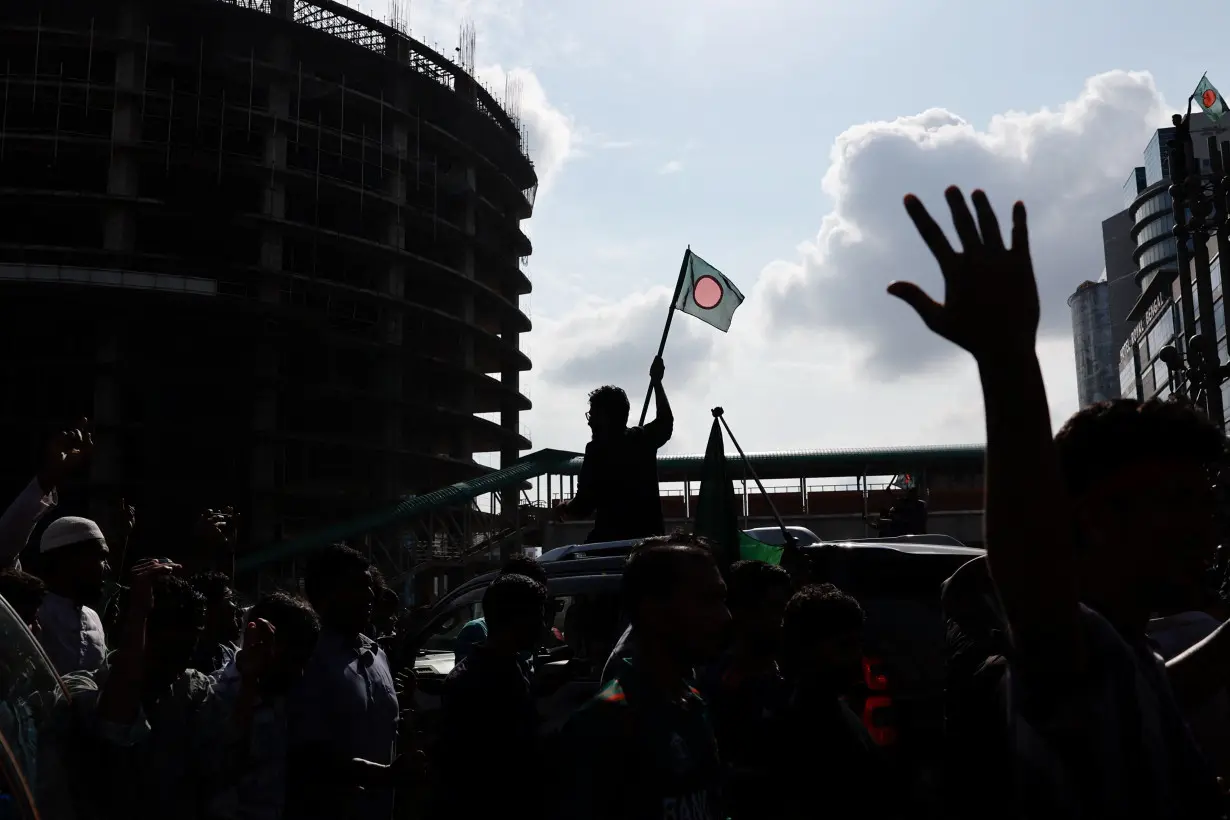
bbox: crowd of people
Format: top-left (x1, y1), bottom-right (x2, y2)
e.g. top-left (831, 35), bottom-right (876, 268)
top-left (4, 187), bottom-right (1230, 820)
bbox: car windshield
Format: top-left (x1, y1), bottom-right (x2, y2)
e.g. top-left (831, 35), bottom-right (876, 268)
top-left (419, 598), bottom-right (484, 654)
top-left (0, 596), bottom-right (73, 819)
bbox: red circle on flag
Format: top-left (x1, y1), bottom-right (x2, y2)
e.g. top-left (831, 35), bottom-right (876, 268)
top-left (1205, 89), bottom-right (1219, 109)
top-left (693, 275), bottom-right (723, 309)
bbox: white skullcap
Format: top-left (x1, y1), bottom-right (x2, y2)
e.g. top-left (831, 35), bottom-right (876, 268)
top-left (40, 517), bottom-right (107, 554)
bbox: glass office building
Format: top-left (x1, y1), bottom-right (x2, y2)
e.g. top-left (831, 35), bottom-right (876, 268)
top-left (1069, 280), bottom-right (1120, 406)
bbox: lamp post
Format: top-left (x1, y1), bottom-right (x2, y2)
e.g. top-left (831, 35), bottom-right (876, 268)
top-left (1163, 110), bottom-right (1230, 426)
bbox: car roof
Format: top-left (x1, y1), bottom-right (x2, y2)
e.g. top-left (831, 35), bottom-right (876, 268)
top-left (434, 535), bottom-right (981, 610)
top-left (806, 535), bottom-right (984, 557)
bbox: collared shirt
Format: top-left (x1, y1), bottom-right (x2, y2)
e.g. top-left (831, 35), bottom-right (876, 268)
top-left (194, 641), bottom-right (240, 680)
top-left (560, 658), bottom-right (723, 820)
top-left (37, 592), bottom-right (107, 676)
top-left (286, 628), bottom-right (399, 820)
top-left (0, 476), bottom-right (57, 570)
top-left (203, 673), bottom-right (290, 820)
top-left (88, 657), bottom-right (219, 820)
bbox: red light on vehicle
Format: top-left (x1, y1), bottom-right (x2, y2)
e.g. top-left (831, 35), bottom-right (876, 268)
top-left (862, 696), bottom-right (898, 746)
top-left (861, 656), bottom-right (896, 746)
top-left (862, 656), bottom-right (889, 691)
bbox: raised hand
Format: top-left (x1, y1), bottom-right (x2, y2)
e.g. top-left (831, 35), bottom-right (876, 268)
top-left (195, 507), bottom-right (238, 554)
top-left (237, 618), bottom-right (277, 685)
top-left (649, 356), bottom-right (666, 384)
top-left (887, 187), bottom-right (1038, 363)
top-left (127, 558), bottom-right (180, 613)
top-left (38, 418), bottom-right (93, 492)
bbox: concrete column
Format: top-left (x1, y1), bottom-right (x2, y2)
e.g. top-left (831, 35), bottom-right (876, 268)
top-left (453, 163), bottom-right (477, 462)
top-left (103, 2), bottom-right (144, 253)
top-left (249, 33), bottom-right (292, 547)
top-left (376, 70), bottom-right (411, 569)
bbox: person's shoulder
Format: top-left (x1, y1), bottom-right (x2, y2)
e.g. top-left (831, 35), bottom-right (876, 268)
top-left (457, 618), bottom-right (487, 636)
top-left (564, 678), bottom-right (632, 735)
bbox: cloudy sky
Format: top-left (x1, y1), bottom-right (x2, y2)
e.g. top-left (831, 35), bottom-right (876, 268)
top-left (384, 0), bottom-right (1226, 459)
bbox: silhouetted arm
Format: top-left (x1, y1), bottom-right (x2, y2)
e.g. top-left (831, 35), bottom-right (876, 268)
top-left (643, 380), bottom-right (674, 449)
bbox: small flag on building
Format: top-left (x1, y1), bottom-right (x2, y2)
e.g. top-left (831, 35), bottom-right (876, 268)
top-left (673, 249), bottom-right (746, 332)
top-left (1193, 74), bottom-right (1227, 122)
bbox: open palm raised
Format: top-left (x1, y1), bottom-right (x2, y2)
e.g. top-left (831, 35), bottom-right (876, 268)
top-left (887, 187), bottom-right (1039, 362)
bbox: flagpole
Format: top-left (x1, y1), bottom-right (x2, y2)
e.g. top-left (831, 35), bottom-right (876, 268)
top-left (713, 408), bottom-right (796, 549)
top-left (638, 247), bottom-right (691, 426)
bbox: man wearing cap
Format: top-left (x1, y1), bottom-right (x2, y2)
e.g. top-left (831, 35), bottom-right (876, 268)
top-left (37, 516), bottom-right (110, 675)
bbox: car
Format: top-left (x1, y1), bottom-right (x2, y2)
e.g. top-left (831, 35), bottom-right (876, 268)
top-left (537, 526), bottom-right (823, 563)
top-left (403, 534), bottom-right (981, 812)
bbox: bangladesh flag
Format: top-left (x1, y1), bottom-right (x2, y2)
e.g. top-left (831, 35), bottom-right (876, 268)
top-left (1194, 74), bottom-right (1227, 122)
top-left (693, 414), bottom-right (784, 567)
top-left (674, 250), bottom-right (745, 332)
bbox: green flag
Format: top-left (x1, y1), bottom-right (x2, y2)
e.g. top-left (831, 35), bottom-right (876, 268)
top-left (674, 250), bottom-right (745, 332)
top-left (738, 531), bottom-right (784, 565)
top-left (1194, 75), bottom-right (1227, 122)
top-left (693, 416), bottom-right (741, 567)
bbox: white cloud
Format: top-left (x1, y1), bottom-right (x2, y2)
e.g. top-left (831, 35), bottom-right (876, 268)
top-left (659, 159), bottom-right (684, 175)
top-left (520, 71), bottom-right (1171, 456)
top-left (476, 65), bottom-right (576, 197)
top-left (755, 70), bottom-right (1170, 380)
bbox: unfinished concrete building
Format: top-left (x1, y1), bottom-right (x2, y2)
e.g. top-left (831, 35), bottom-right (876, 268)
top-left (0, 0), bottom-right (536, 575)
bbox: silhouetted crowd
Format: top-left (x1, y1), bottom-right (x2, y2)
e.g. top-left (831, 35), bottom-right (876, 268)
top-left (6, 188), bottom-right (1230, 820)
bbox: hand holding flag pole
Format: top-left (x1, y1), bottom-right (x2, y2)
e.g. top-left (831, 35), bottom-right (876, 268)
top-left (638, 248), bottom-right (747, 426)
top-left (638, 248), bottom-right (692, 426)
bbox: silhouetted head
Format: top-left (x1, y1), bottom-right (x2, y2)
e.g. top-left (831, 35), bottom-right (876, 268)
top-left (246, 591), bottom-right (320, 695)
top-left (1057, 398), bottom-right (1223, 625)
top-left (39, 517), bottom-right (110, 606)
top-left (190, 571), bottom-right (242, 645)
top-left (304, 544), bottom-right (374, 635)
top-left (483, 573), bottom-right (548, 653)
top-left (781, 583), bottom-right (865, 695)
top-left (623, 532), bottom-right (729, 667)
top-left (140, 576), bottom-right (207, 687)
top-left (587, 385), bottom-right (630, 441)
top-left (726, 560), bottom-right (793, 658)
top-left (499, 553), bottom-right (549, 586)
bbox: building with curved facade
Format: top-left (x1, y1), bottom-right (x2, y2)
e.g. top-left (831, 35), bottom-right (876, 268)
top-left (0, 0), bottom-right (535, 562)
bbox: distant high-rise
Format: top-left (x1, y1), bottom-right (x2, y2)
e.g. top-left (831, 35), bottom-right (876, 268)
top-left (1102, 208), bottom-right (1137, 353)
top-left (1069, 280), bottom-right (1120, 406)
top-left (1115, 114), bottom-right (1217, 402)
